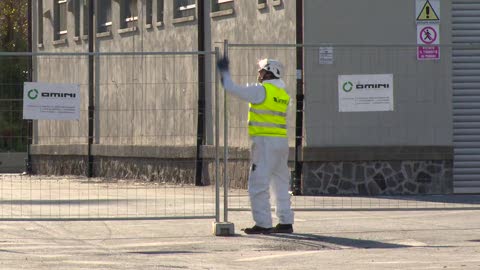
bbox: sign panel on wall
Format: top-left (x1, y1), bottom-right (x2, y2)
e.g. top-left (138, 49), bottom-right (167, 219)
top-left (338, 74), bottom-right (394, 112)
top-left (319, 47), bottom-right (334, 65)
top-left (23, 82), bottom-right (81, 120)
top-left (416, 0), bottom-right (440, 60)
top-left (416, 0), bottom-right (440, 23)
top-left (417, 24), bottom-right (440, 60)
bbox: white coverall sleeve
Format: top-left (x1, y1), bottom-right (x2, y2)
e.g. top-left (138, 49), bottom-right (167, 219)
top-left (220, 71), bottom-right (265, 104)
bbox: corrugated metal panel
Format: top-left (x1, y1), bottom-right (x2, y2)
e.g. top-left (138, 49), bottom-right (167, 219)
top-left (453, 1), bottom-right (480, 193)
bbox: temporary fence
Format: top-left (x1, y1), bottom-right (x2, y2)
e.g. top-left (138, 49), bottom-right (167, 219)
top-left (223, 42), bottom-right (480, 211)
top-left (1, 44), bottom-right (480, 223)
top-left (0, 50), bottom-right (224, 221)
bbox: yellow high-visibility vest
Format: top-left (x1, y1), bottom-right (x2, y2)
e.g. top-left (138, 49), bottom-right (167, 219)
top-left (248, 82), bottom-right (290, 137)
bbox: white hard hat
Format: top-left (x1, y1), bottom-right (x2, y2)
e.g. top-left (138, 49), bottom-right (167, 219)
top-left (258, 58), bottom-right (283, 78)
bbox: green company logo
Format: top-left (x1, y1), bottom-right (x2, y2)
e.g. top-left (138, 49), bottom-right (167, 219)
top-left (342, 81), bottom-right (354, 92)
top-left (27, 89), bottom-right (39, 100)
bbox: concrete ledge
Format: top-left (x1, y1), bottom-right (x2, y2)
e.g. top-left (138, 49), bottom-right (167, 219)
top-left (96, 31), bottom-right (112, 38)
top-left (257, 3), bottom-right (267, 10)
top-left (272, 0), bottom-right (282, 7)
top-left (210, 9), bottom-right (234, 18)
top-left (30, 144), bottom-right (198, 158)
top-left (201, 145), bottom-right (249, 159)
top-left (172, 16), bottom-right (196, 24)
top-left (29, 145), bottom-right (447, 161)
top-left (303, 146), bottom-right (453, 162)
top-left (52, 38), bottom-right (67, 46)
top-left (31, 144), bottom-right (88, 156)
top-left (201, 145), bottom-right (296, 160)
top-left (92, 145), bottom-right (197, 159)
top-left (118, 27), bottom-right (137, 34)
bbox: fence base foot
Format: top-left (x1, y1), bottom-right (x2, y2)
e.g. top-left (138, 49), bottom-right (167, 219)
top-left (213, 222), bottom-right (235, 236)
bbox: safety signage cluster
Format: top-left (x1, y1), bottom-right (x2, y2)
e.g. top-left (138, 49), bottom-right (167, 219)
top-left (416, 0), bottom-right (440, 60)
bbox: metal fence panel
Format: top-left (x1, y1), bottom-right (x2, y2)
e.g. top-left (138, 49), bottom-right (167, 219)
top-left (0, 51), bottom-right (218, 220)
top-left (224, 43), bottom-right (479, 211)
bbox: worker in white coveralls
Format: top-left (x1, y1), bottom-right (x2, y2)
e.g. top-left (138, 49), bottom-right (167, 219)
top-left (217, 56), bottom-right (294, 234)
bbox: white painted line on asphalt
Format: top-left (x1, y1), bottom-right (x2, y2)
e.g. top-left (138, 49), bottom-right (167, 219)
top-left (61, 260), bottom-right (125, 265)
top-left (1, 245), bottom-right (93, 250)
top-left (387, 239), bottom-right (427, 246)
top-left (235, 251), bottom-right (323, 262)
top-left (31, 254), bottom-right (72, 259)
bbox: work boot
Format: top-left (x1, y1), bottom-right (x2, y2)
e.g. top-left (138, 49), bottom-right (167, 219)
top-left (241, 225), bottom-right (272, 235)
top-left (272, 224), bottom-right (293, 233)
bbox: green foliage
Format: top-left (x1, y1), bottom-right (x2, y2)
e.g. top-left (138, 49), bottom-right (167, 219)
top-left (0, 0), bottom-right (29, 152)
top-left (0, 0), bottom-right (29, 52)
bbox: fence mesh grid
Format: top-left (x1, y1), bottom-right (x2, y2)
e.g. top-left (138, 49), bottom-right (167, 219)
top-left (0, 175), bottom-right (216, 219)
top-left (225, 44), bottom-right (480, 211)
top-left (0, 52), bottom-right (217, 220)
top-left (1, 46), bottom-right (480, 220)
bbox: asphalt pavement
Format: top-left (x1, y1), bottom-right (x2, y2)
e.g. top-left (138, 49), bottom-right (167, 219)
top-left (0, 208), bottom-right (479, 269)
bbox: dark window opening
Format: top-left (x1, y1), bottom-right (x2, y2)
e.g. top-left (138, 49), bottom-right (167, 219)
top-left (212, 0), bottom-right (233, 12)
top-left (97, 1), bottom-right (112, 33)
top-left (54, 0), bottom-right (68, 40)
top-left (157, 0), bottom-right (164, 23)
top-left (120, 0), bottom-right (138, 29)
top-left (174, 0), bottom-right (196, 19)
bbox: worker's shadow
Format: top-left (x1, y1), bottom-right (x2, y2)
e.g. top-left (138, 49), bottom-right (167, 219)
top-left (266, 233), bottom-right (411, 249)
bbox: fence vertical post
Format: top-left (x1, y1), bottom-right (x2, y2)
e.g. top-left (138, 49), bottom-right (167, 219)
top-left (223, 40), bottom-right (229, 223)
top-left (87, 0), bottom-right (95, 177)
top-left (25, 0), bottom-right (33, 174)
top-left (293, 0), bottom-right (304, 195)
top-left (212, 43), bottom-right (234, 236)
top-left (215, 47), bottom-right (220, 223)
top-left (195, 0), bottom-right (206, 186)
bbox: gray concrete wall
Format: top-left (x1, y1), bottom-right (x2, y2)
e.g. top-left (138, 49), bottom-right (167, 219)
top-left (303, 0), bottom-right (452, 147)
top-left (36, 0), bottom-right (89, 145)
top-left (36, 0), bottom-right (200, 147)
top-left (210, 0), bottom-right (297, 148)
top-left (95, 0), bottom-right (199, 146)
top-left (35, 1), bottom-right (297, 148)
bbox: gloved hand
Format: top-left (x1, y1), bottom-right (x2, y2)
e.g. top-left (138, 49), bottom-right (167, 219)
top-left (217, 57), bottom-right (230, 72)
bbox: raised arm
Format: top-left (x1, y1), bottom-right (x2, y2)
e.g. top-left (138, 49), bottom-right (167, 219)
top-left (217, 57), bottom-right (265, 104)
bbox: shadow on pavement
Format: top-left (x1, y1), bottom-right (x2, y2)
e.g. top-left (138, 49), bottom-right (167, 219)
top-left (268, 233), bottom-right (411, 249)
top-left (128, 251), bottom-right (204, 255)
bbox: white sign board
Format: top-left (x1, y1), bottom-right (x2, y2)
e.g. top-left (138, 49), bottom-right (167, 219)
top-left (23, 82), bottom-right (81, 120)
top-left (319, 47), bottom-right (334, 65)
top-left (338, 74), bottom-right (394, 112)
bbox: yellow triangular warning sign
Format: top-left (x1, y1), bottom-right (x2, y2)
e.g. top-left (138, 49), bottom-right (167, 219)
top-left (417, 0), bottom-right (439, 21)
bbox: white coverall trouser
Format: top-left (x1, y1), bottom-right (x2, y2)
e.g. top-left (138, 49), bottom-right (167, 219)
top-left (249, 136), bottom-right (294, 228)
